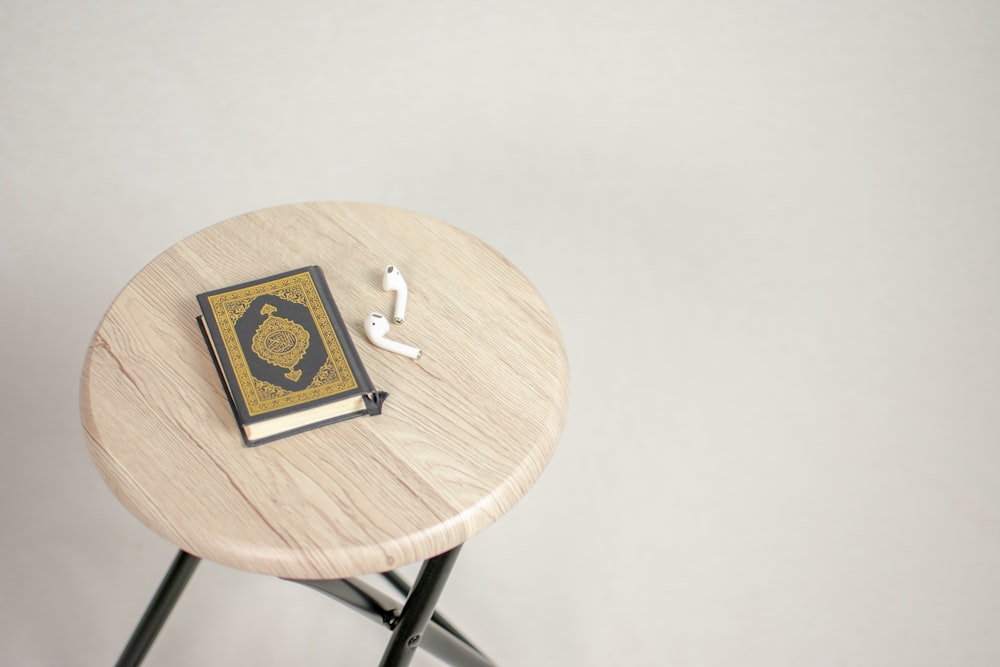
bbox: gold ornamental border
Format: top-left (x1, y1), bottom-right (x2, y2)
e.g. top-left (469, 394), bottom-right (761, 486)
top-left (206, 271), bottom-right (358, 416)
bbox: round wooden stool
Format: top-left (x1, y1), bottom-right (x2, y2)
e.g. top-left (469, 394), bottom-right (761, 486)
top-left (80, 202), bottom-right (570, 666)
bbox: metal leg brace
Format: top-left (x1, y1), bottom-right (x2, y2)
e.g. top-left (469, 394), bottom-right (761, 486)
top-left (293, 545), bottom-right (496, 667)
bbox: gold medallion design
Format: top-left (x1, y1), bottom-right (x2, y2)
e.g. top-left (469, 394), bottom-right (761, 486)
top-left (205, 269), bottom-right (359, 417)
top-left (251, 303), bottom-right (310, 381)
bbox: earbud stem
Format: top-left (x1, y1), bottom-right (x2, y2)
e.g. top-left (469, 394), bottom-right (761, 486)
top-left (392, 289), bottom-right (407, 324)
top-left (375, 337), bottom-right (421, 360)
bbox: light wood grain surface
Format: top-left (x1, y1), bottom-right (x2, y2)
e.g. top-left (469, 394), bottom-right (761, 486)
top-left (80, 202), bottom-right (569, 580)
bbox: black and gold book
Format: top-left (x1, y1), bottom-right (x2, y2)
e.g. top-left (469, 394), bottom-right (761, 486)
top-left (196, 266), bottom-right (385, 446)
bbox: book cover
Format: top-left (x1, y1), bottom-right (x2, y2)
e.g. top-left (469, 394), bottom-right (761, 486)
top-left (196, 266), bottom-right (385, 445)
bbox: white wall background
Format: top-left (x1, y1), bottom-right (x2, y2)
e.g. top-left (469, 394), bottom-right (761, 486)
top-left (2, 1), bottom-right (999, 665)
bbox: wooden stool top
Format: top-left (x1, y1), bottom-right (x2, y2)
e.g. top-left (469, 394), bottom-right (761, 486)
top-left (80, 202), bottom-right (569, 580)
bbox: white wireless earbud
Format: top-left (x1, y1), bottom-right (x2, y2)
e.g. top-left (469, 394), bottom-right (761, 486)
top-left (382, 264), bottom-right (408, 323)
top-left (364, 313), bottom-right (421, 360)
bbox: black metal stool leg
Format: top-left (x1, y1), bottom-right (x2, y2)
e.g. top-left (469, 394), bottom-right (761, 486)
top-left (380, 570), bottom-right (480, 653)
top-left (115, 550), bottom-right (201, 667)
top-left (292, 544), bottom-right (495, 666)
top-left (379, 546), bottom-right (462, 667)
